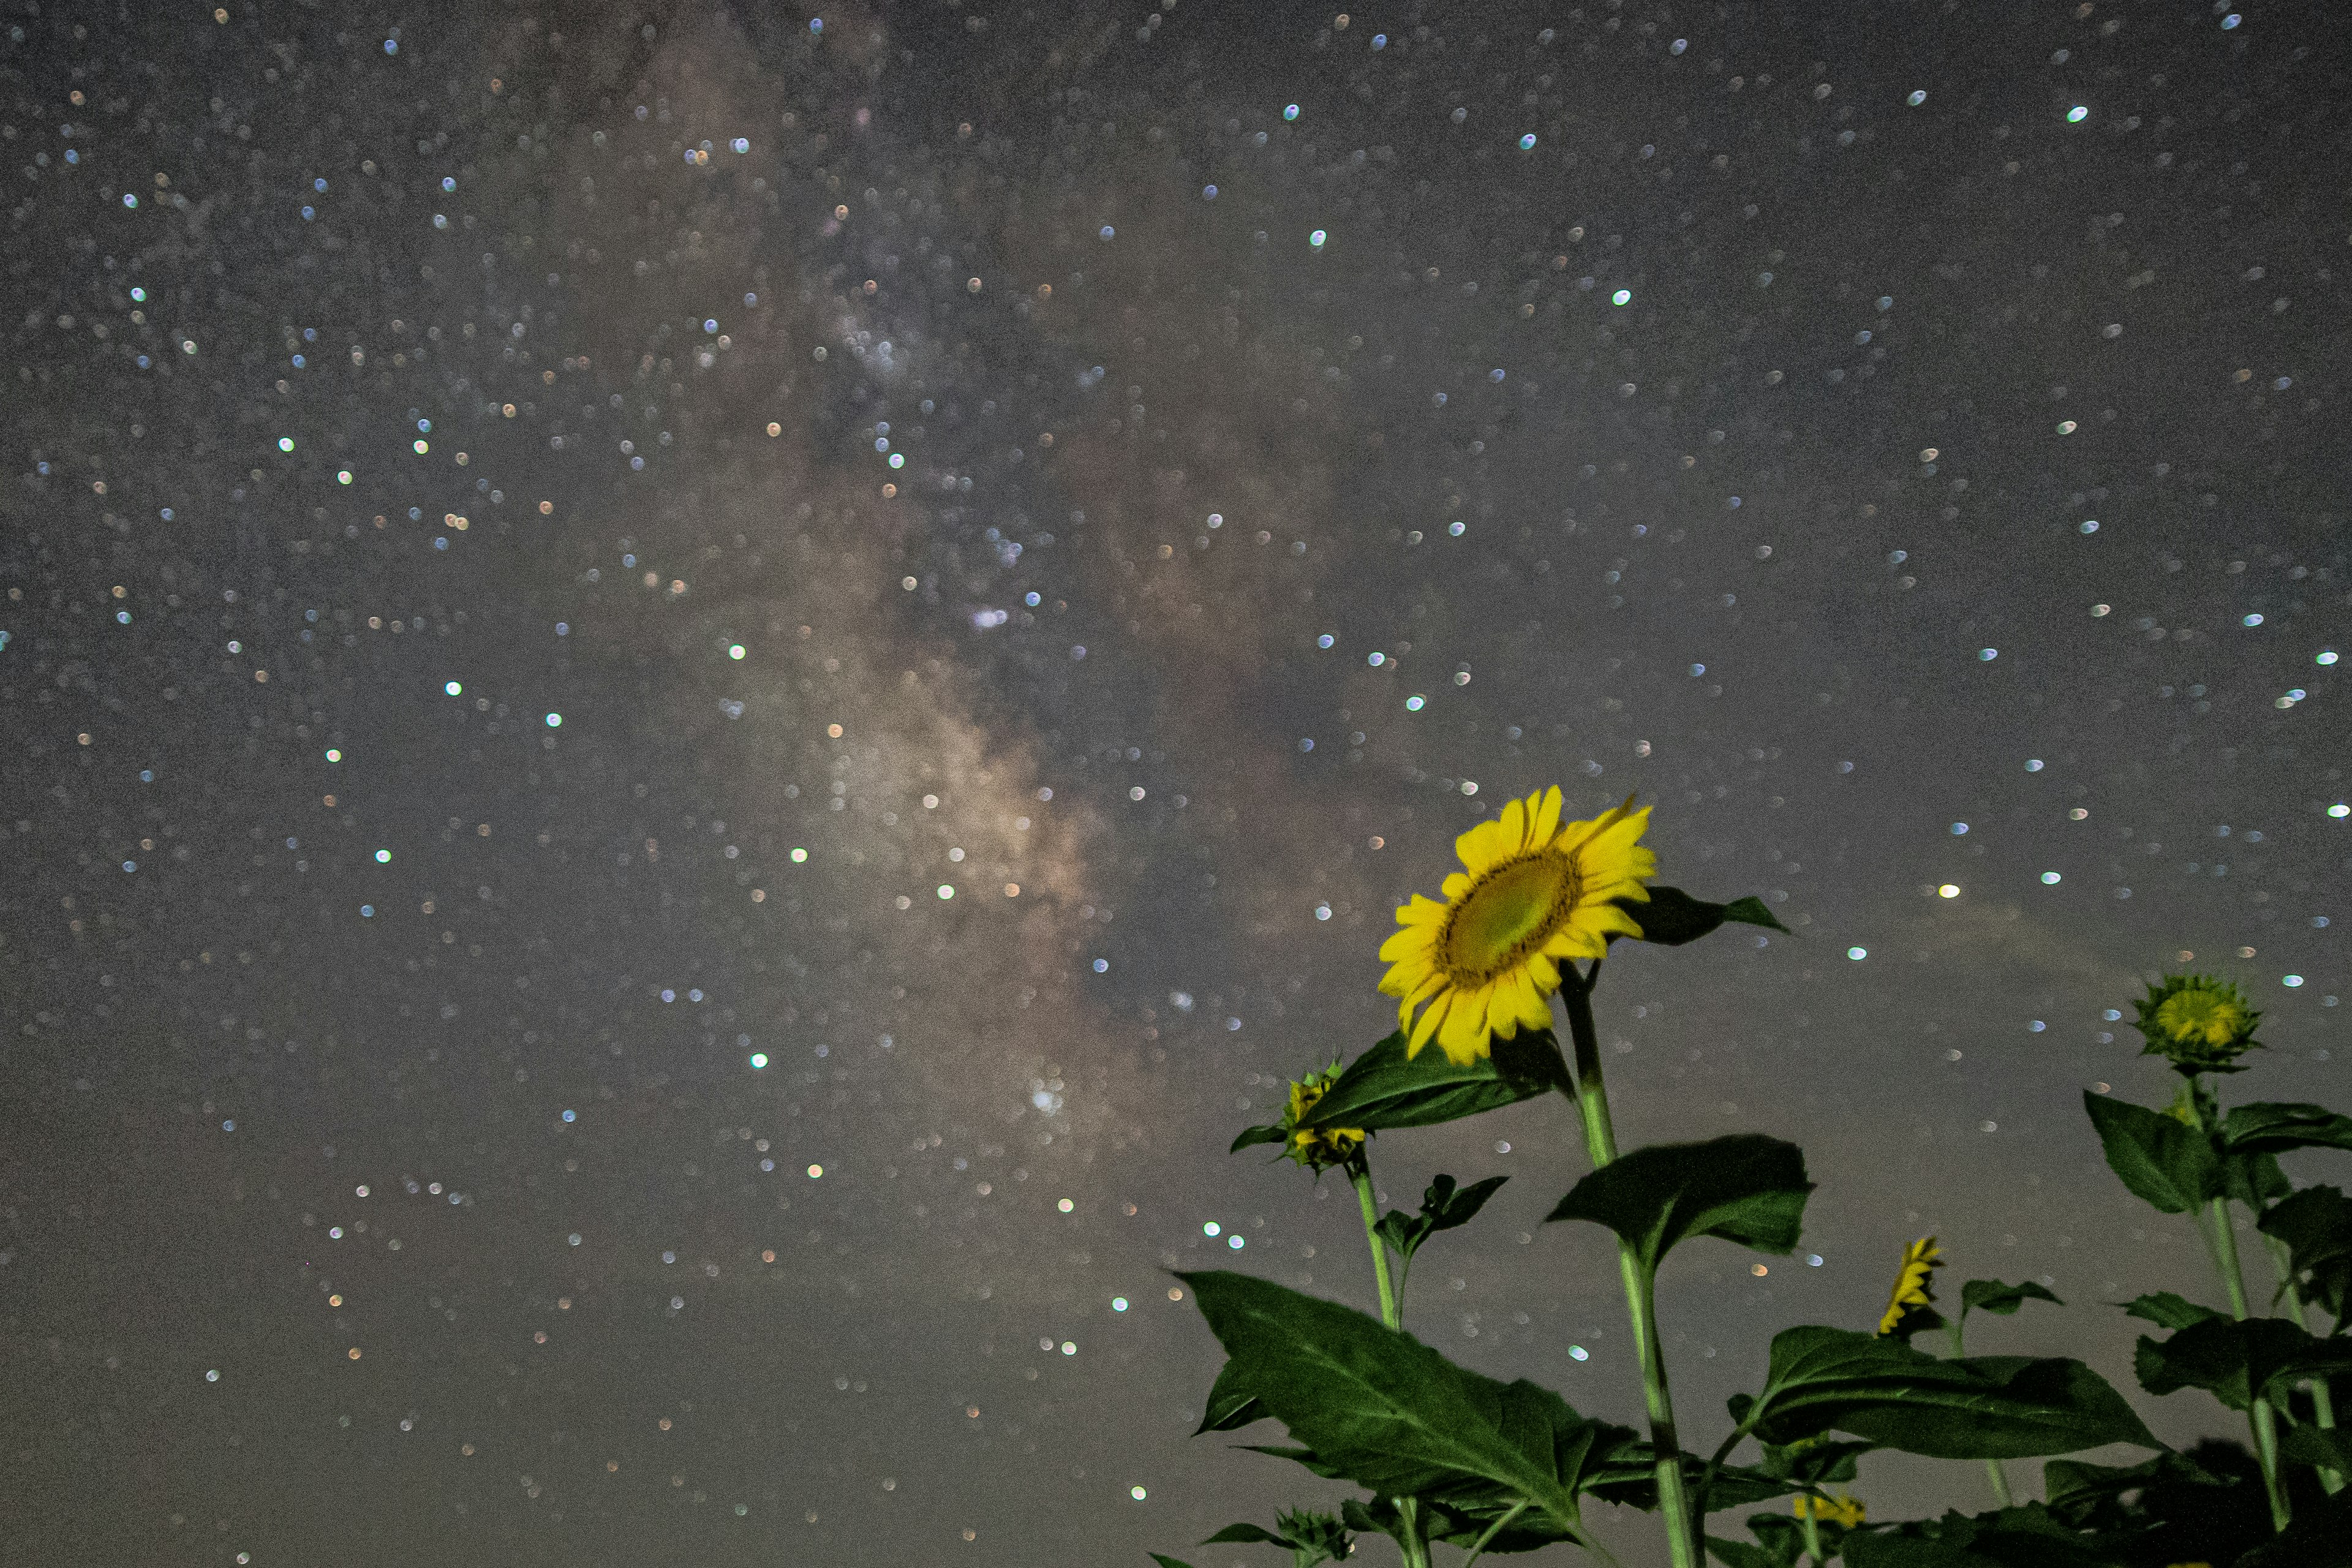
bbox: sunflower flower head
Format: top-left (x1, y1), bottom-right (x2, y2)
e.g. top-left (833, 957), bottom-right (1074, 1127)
top-left (1279, 1063), bottom-right (1365, 1172)
top-left (2134, 973), bottom-right (2262, 1076)
top-left (1793, 1493), bottom-right (1867, 1529)
top-left (1378, 788), bottom-right (1656, 1066)
top-left (1877, 1236), bottom-right (1943, 1337)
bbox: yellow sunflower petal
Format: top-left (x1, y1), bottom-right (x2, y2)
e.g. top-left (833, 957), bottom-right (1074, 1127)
top-left (1437, 987), bottom-right (1493, 1065)
top-left (1441, 872), bottom-right (1472, 902)
top-left (1407, 992), bottom-right (1450, 1057)
top-left (1528, 786), bottom-right (1564, 847)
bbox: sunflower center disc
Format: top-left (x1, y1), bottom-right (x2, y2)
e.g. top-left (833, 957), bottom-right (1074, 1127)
top-left (1444, 853), bottom-right (1575, 982)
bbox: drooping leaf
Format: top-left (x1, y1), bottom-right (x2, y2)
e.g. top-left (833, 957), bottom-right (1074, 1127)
top-left (1838, 1503), bottom-right (2112, 1568)
top-left (1742, 1325), bottom-right (2158, 1459)
top-left (2119, 1291), bottom-right (2225, 1332)
top-left (2080, 1091), bottom-right (2224, 1215)
top-left (1610, 884), bottom-right (1792, 946)
top-left (1196, 1357), bottom-right (1267, 1434)
top-left (2220, 1101), bottom-right (2352, 1156)
top-left (2259, 1184), bottom-right (2352, 1325)
top-left (1547, 1134), bottom-right (1812, 1270)
top-left (1179, 1270), bottom-right (1596, 1537)
top-left (2280, 1420), bottom-right (2352, 1475)
top-left (2133, 1313), bottom-right (2352, 1412)
top-left (1959, 1280), bottom-right (2062, 1319)
top-left (1293, 1029), bottom-right (1566, 1134)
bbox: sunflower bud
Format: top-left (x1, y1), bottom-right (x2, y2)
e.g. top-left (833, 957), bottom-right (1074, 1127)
top-left (1279, 1064), bottom-right (1366, 1172)
top-left (2133, 973), bottom-right (2262, 1075)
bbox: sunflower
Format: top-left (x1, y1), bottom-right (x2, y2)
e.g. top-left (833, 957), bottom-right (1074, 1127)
top-left (2134, 973), bottom-right (2262, 1075)
top-left (1378, 788), bottom-right (1655, 1066)
top-left (1877, 1236), bottom-right (1943, 1336)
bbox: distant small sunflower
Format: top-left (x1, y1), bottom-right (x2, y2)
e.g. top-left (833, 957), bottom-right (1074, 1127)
top-left (2134, 973), bottom-right (2261, 1075)
top-left (1793, 1493), bottom-right (1867, 1529)
top-left (1378, 788), bottom-right (1654, 1065)
top-left (1877, 1236), bottom-right (1943, 1336)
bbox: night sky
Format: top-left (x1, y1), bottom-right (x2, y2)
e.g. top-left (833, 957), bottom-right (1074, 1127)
top-left (4, 2), bottom-right (2348, 1564)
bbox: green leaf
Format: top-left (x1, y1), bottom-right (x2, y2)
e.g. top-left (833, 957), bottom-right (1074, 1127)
top-left (1705, 1534), bottom-right (1795, 1568)
top-left (2080, 1091), bottom-right (2224, 1214)
top-left (1294, 1028), bottom-right (1566, 1134)
top-left (1424, 1172), bottom-right (1510, 1232)
top-left (2260, 1184), bottom-right (2352, 1324)
top-left (2221, 1101), bottom-right (2352, 1156)
top-left (1959, 1280), bottom-right (2062, 1319)
top-left (1743, 1325), bottom-right (2158, 1459)
top-left (2043, 1442), bottom-right (2272, 1566)
top-left (1178, 1270), bottom-right (1596, 1538)
top-left (1611, 884), bottom-right (1792, 946)
top-left (2225, 1149), bottom-right (2294, 1209)
top-left (2119, 1291), bottom-right (2225, 1331)
top-left (1839, 1504), bottom-right (2112, 1568)
top-left (1755, 1436), bottom-right (1875, 1487)
top-left (1196, 1358), bottom-right (1267, 1434)
top-left (1201, 1524), bottom-right (1291, 1545)
top-left (1230, 1122), bottom-right (1289, 1153)
top-left (2133, 1314), bottom-right (2352, 1412)
top-left (1373, 1210), bottom-right (1427, 1259)
top-left (1547, 1134), bottom-right (1812, 1271)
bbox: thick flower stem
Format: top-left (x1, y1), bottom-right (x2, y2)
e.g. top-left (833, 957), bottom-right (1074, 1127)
top-left (1350, 1161), bottom-right (1430, 1568)
top-left (1797, 1507), bottom-right (1825, 1566)
top-left (1351, 1163), bottom-right (1401, 1331)
top-left (2266, 1233), bottom-right (2345, 1493)
top-left (2207, 1193), bottom-right (2292, 1530)
top-left (1560, 964), bottom-right (1702, 1568)
top-left (2181, 1084), bottom-right (2292, 1531)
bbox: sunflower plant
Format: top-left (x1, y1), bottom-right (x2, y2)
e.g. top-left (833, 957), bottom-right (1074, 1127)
top-left (1148, 790), bottom-right (2352, 1568)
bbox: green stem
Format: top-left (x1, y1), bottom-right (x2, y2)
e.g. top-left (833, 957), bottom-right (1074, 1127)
top-left (1351, 1161), bottom-right (1429, 1568)
top-left (2207, 1192), bottom-right (2291, 1529)
top-left (1351, 1162), bottom-right (1401, 1331)
top-left (2177, 1080), bottom-right (2290, 1531)
top-left (1797, 1505), bottom-right (1825, 1566)
top-left (2267, 1232), bottom-right (2345, 1494)
top-left (1560, 963), bottom-right (1702, 1568)
top-left (1944, 1318), bottom-right (2014, 1507)
top-left (1460, 1501), bottom-right (1528, 1568)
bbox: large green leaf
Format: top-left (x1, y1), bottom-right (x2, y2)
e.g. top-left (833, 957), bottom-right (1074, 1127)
top-left (1611, 884), bottom-right (1792, 946)
top-left (1201, 1507), bottom-right (1352, 1567)
top-left (1294, 1029), bottom-right (1566, 1134)
top-left (2133, 1314), bottom-right (2352, 1412)
top-left (2259, 1184), bottom-right (2352, 1325)
top-left (2221, 1101), bottom-right (2352, 1156)
top-left (2080, 1092), bottom-right (2223, 1215)
top-left (2042, 1442), bottom-right (2273, 1567)
top-left (1742, 1326), bottom-right (2158, 1459)
top-left (1839, 1504), bottom-right (2112, 1568)
top-left (1706, 1528), bottom-right (1801, 1568)
top-left (1178, 1270), bottom-right (1597, 1537)
top-left (1547, 1134), bottom-right (1812, 1270)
